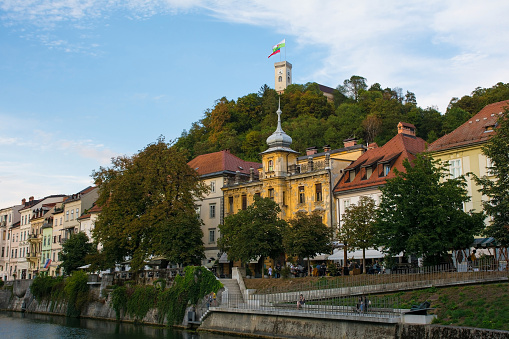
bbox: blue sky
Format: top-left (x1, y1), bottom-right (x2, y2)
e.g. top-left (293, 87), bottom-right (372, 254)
top-left (1, 1), bottom-right (509, 208)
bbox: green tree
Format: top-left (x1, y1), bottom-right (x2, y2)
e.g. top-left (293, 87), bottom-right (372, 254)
top-left (59, 232), bottom-right (93, 275)
top-left (218, 196), bottom-right (286, 276)
top-left (376, 153), bottom-right (485, 265)
top-left (339, 196), bottom-right (377, 273)
top-left (283, 211), bottom-right (333, 272)
top-left (92, 137), bottom-right (207, 271)
top-left (337, 75), bottom-right (368, 102)
top-left (473, 110), bottom-right (509, 247)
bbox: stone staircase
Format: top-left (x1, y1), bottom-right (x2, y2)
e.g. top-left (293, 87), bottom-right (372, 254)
top-left (198, 278), bottom-right (244, 322)
top-left (219, 278), bottom-right (244, 308)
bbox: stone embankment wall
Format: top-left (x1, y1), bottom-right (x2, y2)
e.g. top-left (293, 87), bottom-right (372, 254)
top-left (0, 279), bottom-right (161, 325)
top-left (200, 311), bottom-right (509, 339)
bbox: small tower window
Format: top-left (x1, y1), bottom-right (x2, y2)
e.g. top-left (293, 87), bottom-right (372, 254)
top-left (278, 76), bottom-right (282, 82)
top-left (299, 186), bottom-right (305, 204)
top-left (268, 160), bottom-right (274, 172)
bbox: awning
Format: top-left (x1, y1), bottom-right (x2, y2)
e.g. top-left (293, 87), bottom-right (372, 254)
top-left (472, 237), bottom-right (498, 248)
top-left (78, 264), bottom-right (91, 270)
top-left (218, 252), bottom-right (229, 264)
top-left (328, 248), bottom-right (388, 261)
top-left (306, 253), bottom-right (330, 261)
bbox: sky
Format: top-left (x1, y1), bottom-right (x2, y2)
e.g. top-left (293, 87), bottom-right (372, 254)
top-left (1, 1), bottom-right (509, 208)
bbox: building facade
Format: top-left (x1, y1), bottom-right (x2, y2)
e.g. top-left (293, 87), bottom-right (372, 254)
top-left (188, 150), bottom-right (261, 270)
top-left (427, 100), bottom-right (508, 219)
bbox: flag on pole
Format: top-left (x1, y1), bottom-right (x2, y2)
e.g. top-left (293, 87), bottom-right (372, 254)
top-left (268, 48), bottom-right (281, 58)
top-left (44, 259), bottom-right (51, 268)
top-left (273, 39), bottom-right (285, 51)
top-left (268, 39), bottom-right (285, 58)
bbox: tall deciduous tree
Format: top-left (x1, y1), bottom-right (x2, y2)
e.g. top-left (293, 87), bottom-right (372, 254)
top-left (218, 196), bottom-right (286, 276)
top-left (59, 232), bottom-right (93, 275)
top-left (92, 137), bottom-right (207, 271)
top-left (337, 75), bottom-right (368, 102)
top-left (283, 211), bottom-right (333, 272)
top-left (339, 196), bottom-right (377, 273)
top-left (376, 154), bottom-right (485, 265)
top-left (473, 110), bottom-right (509, 248)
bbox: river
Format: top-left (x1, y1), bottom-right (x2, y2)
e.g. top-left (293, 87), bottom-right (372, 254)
top-left (0, 311), bottom-right (235, 339)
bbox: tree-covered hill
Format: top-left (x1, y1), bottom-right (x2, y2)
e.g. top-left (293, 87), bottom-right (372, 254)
top-left (176, 78), bottom-right (509, 162)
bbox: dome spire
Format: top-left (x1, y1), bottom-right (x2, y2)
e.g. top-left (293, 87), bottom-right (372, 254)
top-left (266, 97), bottom-right (293, 149)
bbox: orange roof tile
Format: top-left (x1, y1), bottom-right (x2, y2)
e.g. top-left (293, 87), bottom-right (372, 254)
top-left (334, 131), bottom-right (426, 193)
top-left (427, 100), bottom-right (509, 152)
top-left (187, 150), bottom-right (261, 176)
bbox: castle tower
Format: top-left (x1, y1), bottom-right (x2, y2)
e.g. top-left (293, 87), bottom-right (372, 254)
top-left (274, 61), bottom-right (292, 94)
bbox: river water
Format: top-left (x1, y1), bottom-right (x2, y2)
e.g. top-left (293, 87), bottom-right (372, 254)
top-left (0, 311), bottom-right (235, 339)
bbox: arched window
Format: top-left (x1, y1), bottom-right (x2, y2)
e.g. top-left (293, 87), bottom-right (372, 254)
top-left (268, 160), bottom-right (274, 171)
top-left (278, 76), bottom-right (282, 82)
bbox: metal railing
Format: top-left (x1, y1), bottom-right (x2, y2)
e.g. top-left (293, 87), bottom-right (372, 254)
top-left (216, 292), bottom-right (402, 320)
top-left (255, 259), bottom-right (508, 297)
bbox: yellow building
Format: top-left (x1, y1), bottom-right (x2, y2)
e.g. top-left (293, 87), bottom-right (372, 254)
top-left (427, 101), bottom-right (507, 221)
top-left (221, 102), bottom-right (365, 272)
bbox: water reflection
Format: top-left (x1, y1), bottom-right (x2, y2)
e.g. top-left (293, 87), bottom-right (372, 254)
top-left (0, 312), bottom-right (230, 339)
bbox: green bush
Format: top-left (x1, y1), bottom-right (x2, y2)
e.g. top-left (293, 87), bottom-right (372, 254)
top-left (64, 271), bottom-right (89, 318)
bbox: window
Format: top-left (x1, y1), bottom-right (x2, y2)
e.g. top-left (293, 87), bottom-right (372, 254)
top-left (71, 210), bottom-right (74, 220)
top-left (241, 195), bottom-right (247, 210)
top-left (343, 199), bottom-right (350, 212)
top-left (268, 160), bottom-right (274, 172)
top-left (60, 217), bottom-right (62, 225)
top-left (347, 170), bottom-right (355, 182)
top-left (196, 205), bottom-right (201, 216)
top-left (66, 211), bottom-right (69, 221)
top-left (383, 164), bottom-right (391, 176)
top-left (209, 204), bottom-right (216, 218)
top-left (315, 183), bottom-right (322, 202)
top-left (210, 181), bottom-right (216, 193)
top-left (76, 208), bottom-right (79, 217)
top-left (365, 167), bottom-right (373, 179)
top-left (53, 236), bottom-right (56, 243)
top-left (268, 188), bottom-right (274, 200)
top-left (278, 75), bottom-right (282, 82)
top-left (486, 157), bottom-right (494, 175)
top-left (449, 159), bottom-right (461, 179)
top-left (209, 229), bottom-right (215, 243)
top-left (228, 196), bottom-right (234, 214)
top-left (299, 186), bottom-right (305, 204)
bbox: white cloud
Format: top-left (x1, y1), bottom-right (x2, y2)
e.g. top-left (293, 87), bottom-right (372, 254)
top-left (2, 0), bottom-right (509, 109)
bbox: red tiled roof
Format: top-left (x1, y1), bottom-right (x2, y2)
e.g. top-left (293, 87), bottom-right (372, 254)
top-left (427, 100), bottom-right (509, 152)
top-left (334, 132), bottom-right (426, 193)
top-left (89, 204), bottom-right (102, 213)
top-left (187, 150), bottom-right (261, 176)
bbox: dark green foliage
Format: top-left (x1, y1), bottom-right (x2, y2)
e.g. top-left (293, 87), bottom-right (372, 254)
top-left (176, 80), bottom-right (509, 163)
top-left (376, 153), bottom-right (485, 265)
top-left (64, 271), bottom-right (89, 318)
top-left (448, 82), bottom-right (509, 117)
top-left (219, 196), bottom-right (286, 269)
top-left (31, 275), bottom-right (64, 301)
top-left (92, 137), bottom-right (207, 271)
top-left (473, 109), bottom-right (509, 246)
top-left (157, 266), bottom-right (222, 325)
top-left (283, 211), bottom-right (333, 261)
top-left (126, 285), bottom-right (158, 321)
top-left (111, 286), bottom-right (128, 320)
top-left (59, 232), bottom-right (93, 275)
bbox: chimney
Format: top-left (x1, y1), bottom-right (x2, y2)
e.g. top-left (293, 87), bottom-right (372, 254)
top-left (368, 142), bottom-right (378, 150)
top-left (29, 196), bottom-right (34, 202)
top-left (306, 146), bottom-right (318, 156)
top-left (398, 122), bottom-right (416, 136)
top-left (323, 145), bottom-right (331, 153)
top-left (249, 167), bottom-right (254, 182)
top-left (343, 138), bottom-right (357, 148)
top-left (22, 198), bottom-right (26, 205)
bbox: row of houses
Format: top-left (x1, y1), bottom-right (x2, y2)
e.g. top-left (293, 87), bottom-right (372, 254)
top-left (0, 187), bottom-right (99, 281)
top-left (0, 98), bottom-right (505, 281)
